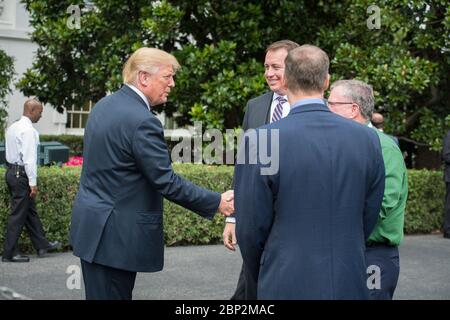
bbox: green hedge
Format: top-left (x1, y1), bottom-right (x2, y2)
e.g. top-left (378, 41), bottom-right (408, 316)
top-left (0, 166), bottom-right (445, 253)
top-left (404, 170), bottom-right (446, 233)
top-left (0, 164), bottom-right (233, 253)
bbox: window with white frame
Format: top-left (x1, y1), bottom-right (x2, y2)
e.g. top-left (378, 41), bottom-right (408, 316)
top-left (66, 101), bottom-right (92, 129)
top-left (0, 0), bottom-right (15, 29)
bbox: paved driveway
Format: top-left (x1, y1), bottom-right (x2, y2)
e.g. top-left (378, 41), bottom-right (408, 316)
top-left (1, 234), bottom-right (449, 300)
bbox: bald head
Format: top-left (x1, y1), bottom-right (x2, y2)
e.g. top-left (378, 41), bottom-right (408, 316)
top-left (23, 98), bottom-right (43, 123)
top-left (371, 112), bottom-right (384, 129)
top-left (284, 44), bottom-right (330, 95)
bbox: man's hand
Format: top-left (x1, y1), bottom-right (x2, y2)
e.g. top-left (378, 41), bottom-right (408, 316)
top-left (223, 222), bottom-right (237, 251)
top-left (30, 186), bottom-right (38, 198)
top-left (218, 190), bottom-right (234, 216)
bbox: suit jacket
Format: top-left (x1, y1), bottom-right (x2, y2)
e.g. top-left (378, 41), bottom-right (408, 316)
top-left (235, 102), bottom-right (385, 299)
top-left (242, 92), bottom-right (273, 131)
top-left (231, 92), bottom-right (272, 188)
top-left (70, 85), bottom-right (221, 272)
top-left (443, 131), bottom-right (450, 182)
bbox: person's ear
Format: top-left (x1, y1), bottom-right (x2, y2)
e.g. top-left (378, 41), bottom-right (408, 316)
top-left (352, 104), bottom-right (361, 119)
top-left (323, 74), bottom-right (330, 91)
top-left (138, 71), bottom-right (148, 86)
top-left (281, 75), bottom-right (288, 91)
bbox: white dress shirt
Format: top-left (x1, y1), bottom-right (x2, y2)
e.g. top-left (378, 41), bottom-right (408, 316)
top-left (269, 92), bottom-right (290, 123)
top-left (5, 116), bottom-right (40, 186)
top-left (126, 83), bottom-right (151, 110)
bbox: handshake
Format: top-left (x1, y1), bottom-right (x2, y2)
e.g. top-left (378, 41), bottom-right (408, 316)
top-left (218, 190), bottom-right (235, 216)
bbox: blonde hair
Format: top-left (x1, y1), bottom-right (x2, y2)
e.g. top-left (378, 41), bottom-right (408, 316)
top-left (122, 47), bottom-right (181, 84)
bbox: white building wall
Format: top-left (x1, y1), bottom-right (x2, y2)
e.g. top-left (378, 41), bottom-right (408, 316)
top-left (0, 0), bottom-right (66, 135)
top-left (0, 0), bottom-right (184, 138)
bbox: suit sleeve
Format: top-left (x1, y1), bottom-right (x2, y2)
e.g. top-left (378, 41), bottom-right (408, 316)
top-left (229, 100), bottom-right (252, 202)
top-left (235, 130), bottom-right (276, 283)
top-left (132, 116), bottom-right (221, 219)
top-left (364, 133), bottom-right (385, 240)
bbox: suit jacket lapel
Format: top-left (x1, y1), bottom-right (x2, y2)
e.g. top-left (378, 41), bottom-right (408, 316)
top-left (264, 92), bottom-right (274, 124)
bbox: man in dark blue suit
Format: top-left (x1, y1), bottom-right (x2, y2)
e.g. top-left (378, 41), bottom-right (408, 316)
top-left (224, 40), bottom-right (300, 300)
top-left (234, 45), bottom-right (385, 299)
top-left (70, 47), bottom-right (234, 300)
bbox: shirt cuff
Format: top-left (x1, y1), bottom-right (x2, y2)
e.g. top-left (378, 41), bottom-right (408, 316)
top-left (225, 217), bottom-right (236, 223)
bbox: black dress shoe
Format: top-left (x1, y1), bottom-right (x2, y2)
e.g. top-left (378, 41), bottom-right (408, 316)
top-left (2, 255), bottom-right (30, 263)
top-left (444, 233), bottom-right (450, 239)
top-left (37, 241), bottom-right (61, 257)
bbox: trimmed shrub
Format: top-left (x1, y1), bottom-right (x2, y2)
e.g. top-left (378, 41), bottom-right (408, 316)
top-left (404, 169), bottom-right (445, 233)
top-left (0, 164), bottom-right (233, 252)
top-left (0, 166), bottom-right (80, 253)
top-left (0, 166), bottom-right (445, 253)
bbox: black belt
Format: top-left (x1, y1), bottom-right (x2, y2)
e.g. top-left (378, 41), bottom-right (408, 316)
top-left (6, 162), bottom-right (24, 169)
top-left (6, 163), bottom-right (26, 175)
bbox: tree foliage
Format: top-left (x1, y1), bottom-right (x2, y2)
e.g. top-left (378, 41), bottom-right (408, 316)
top-left (18, 0), bottom-right (449, 150)
top-left (321, 0), bottom-right (450, 151)
top-left (0, 49), bottom-right (15, 139)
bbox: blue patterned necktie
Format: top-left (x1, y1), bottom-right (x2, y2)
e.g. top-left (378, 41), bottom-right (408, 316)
top-left (271, 96), bottom-right (287, 122)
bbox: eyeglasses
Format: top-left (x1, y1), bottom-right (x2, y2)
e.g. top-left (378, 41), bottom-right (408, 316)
top-left (327, 100), bottom-right (354, 106)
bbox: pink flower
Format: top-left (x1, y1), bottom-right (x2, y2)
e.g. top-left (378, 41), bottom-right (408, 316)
top-left (64, 156), bottom-right (84, 167)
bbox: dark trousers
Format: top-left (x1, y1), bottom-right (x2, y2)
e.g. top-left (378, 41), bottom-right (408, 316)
top-left (2, 167), bottom-right (49, 259)
top-left (444, 182), bottom-right (450, 236)
top-left (80, 259), bottom-right (137, 300)
top-left (231, 262), bottom-right (257, 300)
top-left (366, 245), bottom-right (400, 300)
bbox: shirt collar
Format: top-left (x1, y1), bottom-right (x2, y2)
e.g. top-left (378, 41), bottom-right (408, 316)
top-left (20, 116), bottom-right (33, 126)
top-left (291, 98), bottom-right (326, 110)
top-left (272, 92), bottom-right (288, 102)
top-left (126, 84), bottom-right (150, 110)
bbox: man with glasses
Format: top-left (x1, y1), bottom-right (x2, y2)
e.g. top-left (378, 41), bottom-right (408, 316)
top-left (328, 79), bottom-right (408, 300)
top-left (234, 46), bottom-right (385, 299)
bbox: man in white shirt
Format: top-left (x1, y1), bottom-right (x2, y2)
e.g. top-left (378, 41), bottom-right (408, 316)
top-left (2, 99), bottom-right (60, 263)
top-left (223, 40), bottom-right (300, 299)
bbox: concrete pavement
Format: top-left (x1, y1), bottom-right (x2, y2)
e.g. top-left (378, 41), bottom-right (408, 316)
top-left (1, 234), bottom-right (449, 300)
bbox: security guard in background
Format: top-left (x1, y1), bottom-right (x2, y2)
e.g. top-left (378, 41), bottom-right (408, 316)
top-left (2, 98), bottom-right (60, 263)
